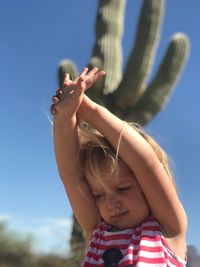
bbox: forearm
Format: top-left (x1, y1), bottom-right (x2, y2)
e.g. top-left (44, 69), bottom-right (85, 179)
top-left (53, 116), bottom-right (81, 182)
top-left (87, 104), bottom-right (154, 173)
top-left (53, 116), bottom-right (101, 232)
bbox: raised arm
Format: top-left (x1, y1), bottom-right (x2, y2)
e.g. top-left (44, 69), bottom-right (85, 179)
top-left (80, 96), bottom-right (187, 239)
top-left (52, 68), bottom-right (105, 234)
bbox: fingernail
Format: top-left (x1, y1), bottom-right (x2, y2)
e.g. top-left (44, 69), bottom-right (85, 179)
top-left (64, 73), bottom-right (70, 82)
top-left (52, 96), bottom-right (59, 101)
top-left (63, 82), bottom-right (69, 87)
top-left (50, 106), bottom-right (56, 115)
top-left (56, 88), bottom-right (63, 95)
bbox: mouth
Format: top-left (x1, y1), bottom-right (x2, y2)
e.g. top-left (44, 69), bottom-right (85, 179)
top-left (111, 211), bottom-right (128, 218)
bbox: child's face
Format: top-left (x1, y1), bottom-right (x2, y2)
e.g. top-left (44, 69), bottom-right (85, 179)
top-left (86, 160), bottom-right (150, 229)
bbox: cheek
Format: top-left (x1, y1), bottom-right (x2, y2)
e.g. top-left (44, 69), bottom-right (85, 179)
top-left (131, 182), bottom-right (145, 199)
top-left (134, 187), bottom-right (145, 199)
top-left (123, 190), bottom-right (150, 216)
top-left (98, 205), bottom-right (109, 220)
top-left (123, 187), bottom-right (146, 206)
top-left (96, 201), bottom-right (106, 214)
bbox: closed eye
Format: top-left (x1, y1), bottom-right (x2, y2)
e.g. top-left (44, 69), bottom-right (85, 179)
top-left (93, 193), bottom-right (105, 199)
top-left (118, 186), bottom-right (131, 192)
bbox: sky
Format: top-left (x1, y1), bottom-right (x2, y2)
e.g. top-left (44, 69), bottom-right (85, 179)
top-left (0, 0), bottom-right (200, 256)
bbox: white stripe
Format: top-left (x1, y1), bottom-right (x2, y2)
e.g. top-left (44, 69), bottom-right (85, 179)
top-left (89, 238), bottom-right (163, 253)
top-left (84, 256), bottom-right (104, 265)
top-left (141, 229), bottom-right (161, 236)
top-left (91, 235), bottom-right (163, 247)
top-left (139, 239), bottom-right (163, 247)
top-left (122, 248), bottom-right (165, 261)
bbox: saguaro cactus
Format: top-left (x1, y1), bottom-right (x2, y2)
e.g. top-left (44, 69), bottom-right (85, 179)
top-left (58, 0), bottom-right (190, 126)
top-left (57, 0), bottom-right (190, 264)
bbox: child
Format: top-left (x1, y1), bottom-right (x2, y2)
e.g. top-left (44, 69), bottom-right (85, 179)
top-left (50, 67), bottom-right (187, 266)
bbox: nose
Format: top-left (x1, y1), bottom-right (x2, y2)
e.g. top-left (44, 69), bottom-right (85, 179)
top-left (107, 194), bottom-right (122, 213)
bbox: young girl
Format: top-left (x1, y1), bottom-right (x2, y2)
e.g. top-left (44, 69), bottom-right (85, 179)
top-left (50, 67), bottom-right (187, 266)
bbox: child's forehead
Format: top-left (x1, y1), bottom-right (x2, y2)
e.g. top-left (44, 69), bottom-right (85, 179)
top-left (87, 165), bottom-right (136, 191)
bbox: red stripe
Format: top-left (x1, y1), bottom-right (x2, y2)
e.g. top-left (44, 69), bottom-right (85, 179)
top-left (142, 225), bottom-right (161, 231)
top-left (100, 233), bottom-right (132, 241)
top-left (93, 227), bottom-right (161, 240)
top-left (83, 263), bottom-right (104, 267)
top-left (127, 245), bottom-right (164, 254)
top-left (86, 251), bottom-right (100, 261)
top-left (91, 235), bottom-right (163, 248)
top-left (138, 245), bottom-right (164, 252)
top-left (120, 256), bottom-right (166, 265)
top-left (90, 241), bottom-right (128, 250)
top-left (133, 256), bottom-right (166, 264)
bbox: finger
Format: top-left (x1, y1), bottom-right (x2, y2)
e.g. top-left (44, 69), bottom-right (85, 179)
top-left (52, 95), bottom-right (60, 104)
top-left (64, 73), bottom-right (70, 82)
top-left (84, 70), bottom-right (105, 88)
top-left (79, 67), bottom-right (89, 79)
top-left (92, 70), bottom-right (106, 83)
top-left (50, 104), bottom-right (57, 115)
top-left (77, 76), bottom-right (86, 91)
top-left (63, 73), bottom-right (72, 86)
top-left (73, 68), bottom-right (88, 84)
top-left (72, 76), bottom-right (86, 96)
top-left (63, 80), bottom-right (73, 87)
top-left (86, 67), bottom-right (99, 78)
top-left (56, 88), bottom-right (63, 95)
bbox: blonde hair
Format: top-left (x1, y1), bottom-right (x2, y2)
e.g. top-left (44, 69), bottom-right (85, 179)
top-left (78, 122), bottom-right (174, 187)
top-left (78, 123), bottom-right (117, 182)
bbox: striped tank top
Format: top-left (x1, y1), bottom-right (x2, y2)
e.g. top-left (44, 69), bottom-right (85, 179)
top-left (82, 216), bottom-right (186, 267)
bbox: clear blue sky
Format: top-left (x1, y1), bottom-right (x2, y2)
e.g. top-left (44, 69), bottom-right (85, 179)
top-left (0, 0), bottom-right (199, 255)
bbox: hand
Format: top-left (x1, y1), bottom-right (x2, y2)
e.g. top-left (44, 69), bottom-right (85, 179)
top-left (50, 67), bottom-right (105, 120)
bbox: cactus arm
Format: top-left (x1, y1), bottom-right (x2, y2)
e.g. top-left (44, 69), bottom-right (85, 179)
top-left (58, 59), bottom-right (79, 88)
top-left (88, 0), bottom-right (126, 96)
top-left (127, 33), bottom-right (190, 125)
top-left (113, 0), bottom-right (164, 108)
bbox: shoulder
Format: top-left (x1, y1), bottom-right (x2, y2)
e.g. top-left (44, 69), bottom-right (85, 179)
top-left (162, 229), bottom-right (187, 263)
top-left (148, 216), bottom-right (187, 263)
top-left (137, 216), bottom-right (187, 265)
